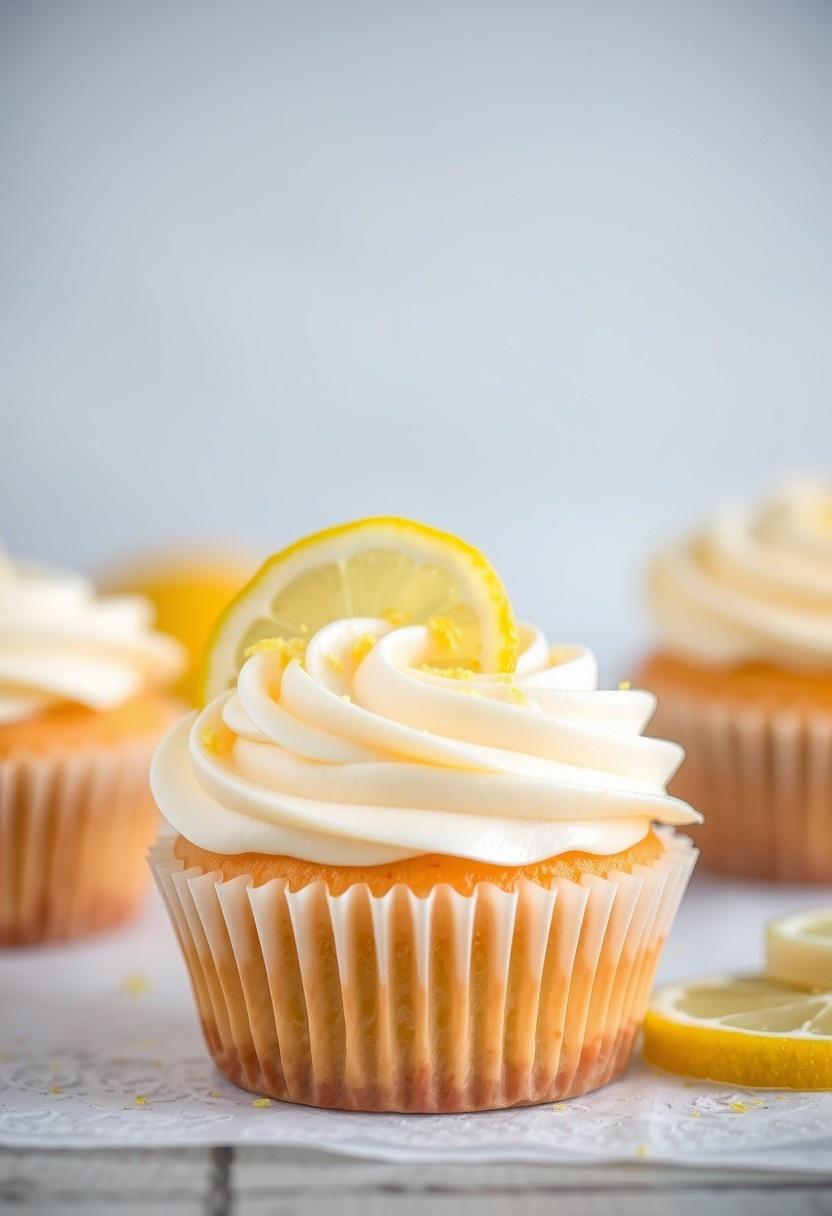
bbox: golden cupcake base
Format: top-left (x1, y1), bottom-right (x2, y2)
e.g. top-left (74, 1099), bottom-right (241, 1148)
top-left (0, 739), bottom-right (160, 945)
top-left (150, 831), bottom-right (695, 1112)
top-left (651, 692), bottom-right (832, 882)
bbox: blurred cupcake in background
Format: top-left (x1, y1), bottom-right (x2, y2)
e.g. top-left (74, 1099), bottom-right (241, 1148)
top-left (637, 480), bottom-right (832, 882)
top-left (0, 551), bottom-right (185, 944)
top-left (101, 548), bottom-right (257, 704)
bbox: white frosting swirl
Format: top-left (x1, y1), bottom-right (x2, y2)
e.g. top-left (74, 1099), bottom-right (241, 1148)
top-left (0, 556), bottom-right (185, 724)
top-left (648, 481), bottom-right (832, 670)
top-left (151, 619), bottom-right (698, 866)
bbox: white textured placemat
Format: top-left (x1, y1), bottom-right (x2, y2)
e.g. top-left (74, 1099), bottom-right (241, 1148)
top-left (1, 873), bottom-right (831, 1168)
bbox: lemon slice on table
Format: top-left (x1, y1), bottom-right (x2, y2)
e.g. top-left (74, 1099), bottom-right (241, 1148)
top-left (644, 976), bottom-right (832, 1090)
top-left (198, 517), bottom-right (518, 705)
top-left (767, 908), bottom-right (832, 989)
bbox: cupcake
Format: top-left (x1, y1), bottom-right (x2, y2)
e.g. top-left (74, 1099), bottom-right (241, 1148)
top-left (150, 517), bottom-right (698, 1112)
top-left (637, 480), bottom-right (832, 882)
top-left (0, 552), bottom-right (185, 944)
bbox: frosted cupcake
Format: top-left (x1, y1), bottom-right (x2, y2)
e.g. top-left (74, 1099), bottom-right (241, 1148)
top-left (638, 481), bottom-right (832, 882)
top-left (0, 553), bottom-right (184, 943)
top-left (150, 518), bottom-right (698, 1112)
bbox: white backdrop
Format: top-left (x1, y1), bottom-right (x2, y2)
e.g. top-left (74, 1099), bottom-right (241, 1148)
top-left (2, 0), bottom-right (831, 680)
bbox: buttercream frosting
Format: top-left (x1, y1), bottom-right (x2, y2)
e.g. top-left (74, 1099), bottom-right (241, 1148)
top-left (0, 555), bottom-right (185, 724)
top-left (648, 481), bottom-right (832, 670)
top-left (152, 618), bottom-right (698, 866)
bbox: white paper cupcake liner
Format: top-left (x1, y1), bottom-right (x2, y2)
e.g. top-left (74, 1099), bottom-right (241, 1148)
top-left (150, 831), bottom-right (696, 1112)
top-left (0, 739), bottom-right (161, 945)
top-left (652, 694), bottom-right (832, 882)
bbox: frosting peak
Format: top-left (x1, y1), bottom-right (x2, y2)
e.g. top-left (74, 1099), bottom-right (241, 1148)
top-left (151, 618), bottom-right (699, 866)
top-left (0, 557), bottom-right (185, 724)
top-left (648, 481), bottom-right (832, 670)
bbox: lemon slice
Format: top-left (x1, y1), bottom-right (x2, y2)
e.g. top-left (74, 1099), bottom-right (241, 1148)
top-left (644, 975), bottom-right (832, 1089)
top-left (767, 907), bottom-right (832, 989)
top-left (199, 517), bottom-right (517, 705)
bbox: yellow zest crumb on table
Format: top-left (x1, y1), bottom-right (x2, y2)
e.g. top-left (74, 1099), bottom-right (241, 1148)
top-left (134, 1095), bottom-right (148, 1106)
top-left (730, 1100), bottom-right (748, 1114)
top-left (208, 1090), bottom-right (220, 1099)
top-left (121, 973), bottom-right (151, 996)
top-left (618, 680), bottom-right (632, 690)
top-left (690, 1109), bottom-right (702, 1118)
top-left (429, 615), bottom-right (462, 652)
top-left (634, 1144), bottom-right (651, 1158)
top-left (325, 651), bottom-right (344, 673)
top-left (552, 1102), bottom-right (566, 1111)
top-left (252, 1097), bottom-right (272, 1108)
top-left (351, 634), bottom-right (377, 662)
top-left (49, 1086), bottom-right (63, 1095)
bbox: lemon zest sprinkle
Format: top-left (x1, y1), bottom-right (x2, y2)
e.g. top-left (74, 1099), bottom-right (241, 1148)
top-left (429, 616), bottom-right (462, 652)
top-left (690, 1109), bottom-right (702, 1118)
top-left (50, 1085), bottom-right (63, 1095)
top-left (325, 651), bottom-right (344, 673)
top-left (351, 634), bottom-right (377, 663)
top-left (208, 1090), bottom-right (221, 1099)
top-left (244, 636), bottom-right (306, 663)
top-left (134, 1095), bottom-right (148, 1106)
top-left (201, 726), bottom-right (223, 754)
top-left (730, 1100), bottom-right (748, 1114)
top-left (418, 663), bottom-right (474, 679)
top-left (252, 1097), bottom-right (272, 1108)
top-left (634, 1144), bottom-right (651, 1158)
top-left (618, 680), bottom-right (632, 691)
top-left (121, 972), bottom-right (151, 996)
top-left (552, 1102), bottom-right (566, 1111)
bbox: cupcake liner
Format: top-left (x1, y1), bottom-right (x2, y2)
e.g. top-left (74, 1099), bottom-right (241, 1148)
top-left (652, 694), bottom-right (832, 882)
top-left (0, 739), bottom-right (161, 945)
top-left (150, 831), bottom-right (696, 1112)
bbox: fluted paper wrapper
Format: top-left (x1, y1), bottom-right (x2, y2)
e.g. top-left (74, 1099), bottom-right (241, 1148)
top-left (150, 832), bottom-right (695, 1113)
top-left (0, 740), bottom-right (161, 945)
top-left (653, 694), bottom-right (832, 883)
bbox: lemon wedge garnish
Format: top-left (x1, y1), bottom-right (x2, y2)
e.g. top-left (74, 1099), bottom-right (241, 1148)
top-left (767, 907), bottom-right (832, 990)
top-left (644, 975), bottom-right (832, 1090)
top-left (198, 517), bottom-right (517, 705)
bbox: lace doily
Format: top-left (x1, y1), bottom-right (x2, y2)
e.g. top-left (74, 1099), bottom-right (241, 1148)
top-left (1, 875), bottom-right (831, 1168)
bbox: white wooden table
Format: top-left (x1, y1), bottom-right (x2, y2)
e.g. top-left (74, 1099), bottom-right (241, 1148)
top-left (2, 1148), bottom-right (831, 1214)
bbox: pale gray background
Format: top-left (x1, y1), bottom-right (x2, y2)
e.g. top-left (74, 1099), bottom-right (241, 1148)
top-left (2, 0), bottom-right (831, 679)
